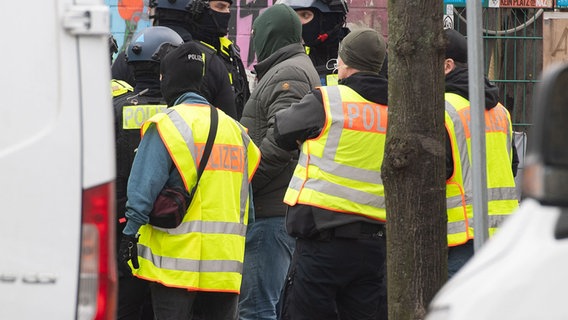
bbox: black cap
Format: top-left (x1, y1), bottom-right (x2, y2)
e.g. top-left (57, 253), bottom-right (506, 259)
top-left (160, 41), bottom-right (205, 106)
top-left (445, 28), bottom-right (467, 64)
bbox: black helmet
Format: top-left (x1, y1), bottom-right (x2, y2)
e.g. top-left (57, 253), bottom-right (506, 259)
top-left (185, 0), bottom-right (210, 20)
top-left (185, 0), bottom-right (233, 20)
top-left (277, 0), bottom-right (348, 14)
top-left (126, 26), bottom-right (184, 63)
top-left (148, 0), bottom-right (189, 11)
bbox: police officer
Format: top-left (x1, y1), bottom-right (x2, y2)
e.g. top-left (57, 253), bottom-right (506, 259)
top-left (114, 26), bottom-right (183, 320)
top-left (110, 33), bottom-right (135, 98)
top-left (274, 28), bottom-right (389, 319)
top-left (118, 41), bottom-right (261, 320)
top-left (443, 28), bottom-right (519, 277)
top-left (111, 0), bottom-right (238, 119)
top-left (278, 0), bottom-right (350, 85)
top-left (185, 0), bottom-right (250, 118)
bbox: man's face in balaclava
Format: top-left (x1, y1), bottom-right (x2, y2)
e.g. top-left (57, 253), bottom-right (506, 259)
top-left (295, 8), bottom-right (345, 48)
top-left (198, 0), bottom-right (232, 36)
top-left (296, 9), bottom-right (315, 25)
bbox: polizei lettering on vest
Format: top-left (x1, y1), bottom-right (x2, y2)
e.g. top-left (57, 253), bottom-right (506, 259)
top-left (123, 105), bottom-right (166, 129)
top-left (343, 102), bottom-right (387, 133)
top-left (196, 143), bottom-right (245, 172)
top-left (457, 107), bottom-right (509, 138)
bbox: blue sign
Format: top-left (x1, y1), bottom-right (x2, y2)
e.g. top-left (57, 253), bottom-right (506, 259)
top-left (557, 0), bottom-right (568, 8)
top-left (444, 0), bottom-right (489, 6)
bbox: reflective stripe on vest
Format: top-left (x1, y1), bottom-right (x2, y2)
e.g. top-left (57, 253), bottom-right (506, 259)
top-left (445, 93), bottom-right (518, 246)
top-left (445, 99), bottom-right (474, 244)
top-left (284, 85), bottom-right (387, 221)
top-left (134, 104), bottom-right (261, 292)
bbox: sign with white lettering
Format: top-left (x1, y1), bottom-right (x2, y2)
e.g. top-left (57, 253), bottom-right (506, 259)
top-left (499, 0), bottom-right (552, 7)
top-left (444, 4), bottom-right (454, 29)
top-left (444, 0), bottom-right (553, 7)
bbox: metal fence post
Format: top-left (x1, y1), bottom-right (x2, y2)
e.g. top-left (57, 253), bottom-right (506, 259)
top-left (466, 0), bottom-right (489, 251)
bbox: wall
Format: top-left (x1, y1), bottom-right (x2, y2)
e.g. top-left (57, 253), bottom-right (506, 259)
top-left (106, 0), bottom-right (388, 68)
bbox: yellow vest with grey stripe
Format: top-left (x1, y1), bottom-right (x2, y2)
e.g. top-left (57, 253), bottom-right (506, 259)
top-left (133, 103), bottom-right (261, 293)
top-left (284, 85), bottom-right (387, 221)
top-left (445, 92), bottom-right (518, 246)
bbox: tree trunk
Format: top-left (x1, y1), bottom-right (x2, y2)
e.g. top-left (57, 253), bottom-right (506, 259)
top-left (383, 1), bottom-right (448, 319)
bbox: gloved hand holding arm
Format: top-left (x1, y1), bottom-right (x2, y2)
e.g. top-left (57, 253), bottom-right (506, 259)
top-left (274, 91), bottom-right (325, 151)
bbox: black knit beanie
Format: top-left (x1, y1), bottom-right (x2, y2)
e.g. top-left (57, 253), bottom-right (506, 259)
top-left (445, 28), bottom-right (467, 63)
top-left (338, 27), bottom-right (385, 74)
top-left (160, 41), bottom-right (205, 106)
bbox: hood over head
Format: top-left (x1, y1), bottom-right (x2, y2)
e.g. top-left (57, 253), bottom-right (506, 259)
top-left (252, 4), bottom-right (302, 62)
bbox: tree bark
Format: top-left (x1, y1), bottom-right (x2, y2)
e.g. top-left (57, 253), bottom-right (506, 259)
top-left (384, 1), bottom-right (448, 319)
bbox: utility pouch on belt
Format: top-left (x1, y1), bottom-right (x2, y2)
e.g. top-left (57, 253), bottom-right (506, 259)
top-left (149, 105), bottom-right (218, 229)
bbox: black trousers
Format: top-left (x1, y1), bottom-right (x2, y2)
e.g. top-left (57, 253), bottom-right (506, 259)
top-left (117, 276), bottom-right (154, 320)
top-left (150, 282), bottom-right (238, 320)
top-left (280, 230), bottom-right (387, 320)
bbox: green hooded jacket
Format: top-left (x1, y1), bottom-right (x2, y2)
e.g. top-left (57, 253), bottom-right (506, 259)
top-left (240, 4), bottom-right (321, 218)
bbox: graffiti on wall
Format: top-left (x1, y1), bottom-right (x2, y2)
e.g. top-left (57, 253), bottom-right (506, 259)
top-left (106, 0), bottom-right (387, 68)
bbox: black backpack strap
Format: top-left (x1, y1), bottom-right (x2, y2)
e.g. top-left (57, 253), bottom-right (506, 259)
top-left (188, 104), bottom-right (218, 198)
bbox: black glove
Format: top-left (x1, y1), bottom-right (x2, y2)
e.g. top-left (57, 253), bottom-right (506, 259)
top-left (117, 234), bottom-right (139, 277)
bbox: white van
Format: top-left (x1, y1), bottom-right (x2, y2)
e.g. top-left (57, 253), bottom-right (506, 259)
top-left (426, 63), bottom-right (568, 320)
top-left (0, 1), bottom-right (117, 319)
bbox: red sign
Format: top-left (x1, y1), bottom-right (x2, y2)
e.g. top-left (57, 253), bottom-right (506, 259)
top-left (499, 0), bottom-right (553, 7)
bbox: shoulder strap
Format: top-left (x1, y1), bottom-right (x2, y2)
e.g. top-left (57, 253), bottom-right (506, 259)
top-left (188, 105), bottom-right (218, 198)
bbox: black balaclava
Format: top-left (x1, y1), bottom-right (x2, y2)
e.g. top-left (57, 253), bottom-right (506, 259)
top-left (131, 61), bottom-right (162, 96)
top-left (160, 42), bottom-right (205, 106)
top-left (301, 10), bottom-right (345, 48)
top-left (188, 7), bottom-right (231, 48)
top-left (301, 9), bottom-right (346, 70)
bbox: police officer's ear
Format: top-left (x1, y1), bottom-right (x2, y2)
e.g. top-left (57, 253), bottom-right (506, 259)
top-left (444, 58), bottom-right (455, 76)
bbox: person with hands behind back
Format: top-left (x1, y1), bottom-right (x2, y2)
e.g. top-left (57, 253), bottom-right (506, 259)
top-left (238, 4), bottom-right (321, 320)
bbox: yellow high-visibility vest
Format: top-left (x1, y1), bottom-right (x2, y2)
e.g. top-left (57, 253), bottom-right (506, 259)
top-left (445, 92), bottom-right (519, 246)
top-left (133, 103), bottom-right (261, 293)
top-left (284, 85), bottom-right (387, 221)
